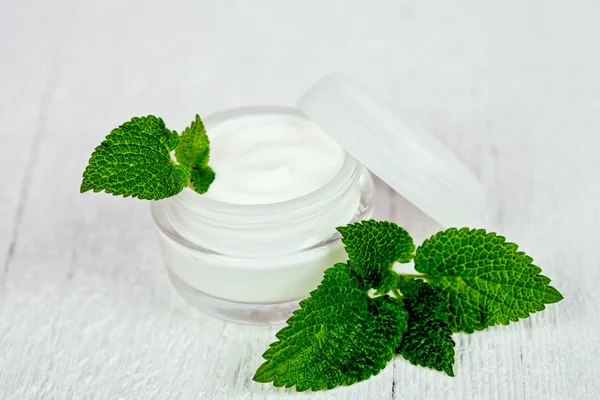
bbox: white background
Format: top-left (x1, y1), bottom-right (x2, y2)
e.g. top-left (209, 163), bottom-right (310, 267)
top-left (1, 1), bottom-right (599, 399)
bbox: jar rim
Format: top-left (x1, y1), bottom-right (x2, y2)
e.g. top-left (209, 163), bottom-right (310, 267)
top-left (174, 105), bottom-right (361, 216)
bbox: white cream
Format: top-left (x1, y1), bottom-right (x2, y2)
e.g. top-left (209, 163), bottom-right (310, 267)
top-left (206, 114), bottom-right (346, 204)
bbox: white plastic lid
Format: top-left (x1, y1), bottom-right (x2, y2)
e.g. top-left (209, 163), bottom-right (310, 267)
top-left (297, 74), bottom-right (485, 228)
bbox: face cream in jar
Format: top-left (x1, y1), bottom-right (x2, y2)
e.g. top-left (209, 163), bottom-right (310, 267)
top-left (151, 74), bottom-right (484, 325)
top-left (151, 107), bottom-right (374, 324)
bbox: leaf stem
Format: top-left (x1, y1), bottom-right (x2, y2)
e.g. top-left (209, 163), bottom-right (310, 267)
top-left (392, 288), bottom-right (403, 300)
top-left (398, 274), bottom-right (428, 280)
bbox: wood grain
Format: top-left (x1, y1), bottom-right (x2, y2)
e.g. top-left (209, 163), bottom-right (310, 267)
top-left (1, 1), bottom-right (599, 399)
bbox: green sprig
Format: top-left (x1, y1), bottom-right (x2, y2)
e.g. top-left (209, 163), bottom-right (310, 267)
top-left (81, 114), bottom-right (214, 199)
top-left (255, 220), bottom-right (562, 391)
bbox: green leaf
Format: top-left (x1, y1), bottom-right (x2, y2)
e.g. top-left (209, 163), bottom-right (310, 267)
top-left (415, 228), bottom-right (564, 333)
top-left (397, 278), bottom-right (455, 376)
top-left (253, 263), bottom-right (408, 391)
top-left (543, 285), bottom-right (564, 304)
top-left (337, 220), bottom-right (415, 294)
top-left (80, 116), bottom-right (190, 200)
top-left (175, 114), bottom-right (210, 169)
top-left (175, 114), bottom-right (214, 194)
top-left (189, 166), bottom-right (215, 195)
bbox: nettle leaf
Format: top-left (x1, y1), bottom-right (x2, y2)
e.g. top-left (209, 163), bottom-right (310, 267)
top-left (253, 263), bottom-right (408, 391)
top-left (175, 114), bottom-right (215, 195)
top-left (175, 114), bottom-right (210, 169)
top-left (337, 220), bottom-right (415, 294)
top-left (189, 166), bottom-right (215, 194)
top-left (80, 116), bottom-right (190, 200)
top-left (415, 228), bottom-right (564, 333)
top-left (397, 278), bottom-right (455, 376)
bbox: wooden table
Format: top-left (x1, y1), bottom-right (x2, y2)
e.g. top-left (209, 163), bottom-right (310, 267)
top-left (1, 1), bottom-right (598, 399)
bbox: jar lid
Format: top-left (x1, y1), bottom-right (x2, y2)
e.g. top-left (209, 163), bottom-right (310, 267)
top-left (297, 74), bottom-right (485, 228)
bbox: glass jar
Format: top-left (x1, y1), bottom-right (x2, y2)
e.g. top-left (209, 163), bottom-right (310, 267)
top-left (151, 106), bottom-right (374, 325)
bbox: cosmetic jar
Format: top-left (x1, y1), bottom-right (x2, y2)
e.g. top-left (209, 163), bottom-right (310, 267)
top-left (151, 74), bottom-right (485, 324)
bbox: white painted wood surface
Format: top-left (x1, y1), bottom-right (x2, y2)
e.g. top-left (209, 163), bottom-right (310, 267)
top-left (1, 1), bottom-right (599, 398)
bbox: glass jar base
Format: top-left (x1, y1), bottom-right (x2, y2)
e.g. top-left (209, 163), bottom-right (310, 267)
top-left (167, 270), bottom-right (302, 325)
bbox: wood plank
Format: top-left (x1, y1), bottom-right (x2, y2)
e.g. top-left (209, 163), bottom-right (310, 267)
top-left (0, 1), bottom-right (64, 295)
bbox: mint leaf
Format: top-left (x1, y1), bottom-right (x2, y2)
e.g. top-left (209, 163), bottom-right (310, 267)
top-left (397, 278), bottom-right (455, 376)
top-left (80, 116), bottom-right (190, 200)
top-left (189, 166), bottom-right (215, 194)
top-left (337, 220), bottom-right (415, 294)
top-left (415, 228), bottom-right (564, 333)
top-left (544, 285), bottom-right (563, 304)
top-left (175, 114), bottom-right (214, 195)
top-left (253, 263), bottom-right (408, 391)
top-left (253, 222), bottom-right (563, 390)
top-left (175, 114), bottom-right (210, 169)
